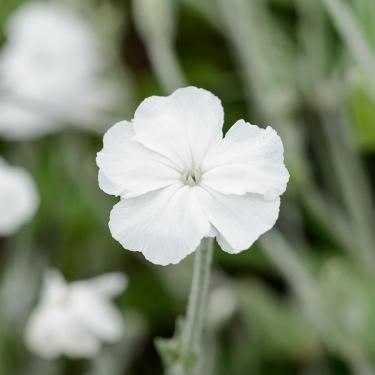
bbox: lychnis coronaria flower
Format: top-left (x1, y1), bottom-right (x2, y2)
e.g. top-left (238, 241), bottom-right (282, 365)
top-left (0, 157), bottom-right (39, 235)
top-left (97, 87), bottom-right (289, 265)
top-left (24, 269), bottom-right (127, 359)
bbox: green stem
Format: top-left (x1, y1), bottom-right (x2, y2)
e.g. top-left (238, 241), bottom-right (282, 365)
top-left (179, 238), bottom-right (213, 374)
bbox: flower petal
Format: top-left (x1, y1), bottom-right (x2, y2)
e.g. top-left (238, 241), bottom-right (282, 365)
top-left (24, 305), bottom-right (100, 359)
top-left (79, 272), bottom-right (127, 297)
top-left (201, 120), bottom-right (289, 199)
top-left (24, 306), bottom-right (65, 359)
top-left (40, 269), bottom-right (68, 304)
top-left (132, 86), bottom-right (224, 169)
top-left (197, 187), bottom-right (280, 253)
top-left (109, 184), bottom-right (210, 265)
top-left (71, 287), bottom-right (124, 343)
top-left (0, 158), bottom-right (39, 235)
top-left (96, 121), bottom-right (181, 198)
top-left (0, 99), bottom-right (58, 140)
top-left (98, 170), bottom-right (123, 196)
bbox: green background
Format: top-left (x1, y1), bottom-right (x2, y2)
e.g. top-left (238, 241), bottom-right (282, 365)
top-left (1, 0), bottom-right (375, 374)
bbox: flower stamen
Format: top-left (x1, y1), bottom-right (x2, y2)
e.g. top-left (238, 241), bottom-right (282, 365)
top-left (182, 169), bottom-right (201, 186)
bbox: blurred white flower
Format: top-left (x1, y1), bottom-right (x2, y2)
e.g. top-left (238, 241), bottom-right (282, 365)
top-left (24, 269), bottom-right (127, 359)
top-left (206, 285), bottom-right (237, 329)
top-left (0, 1), bottom-right (120, 140)
top-left (0, 157), bottom-right (39, 235)
top-left (97, 86), bottom-right (289, 265)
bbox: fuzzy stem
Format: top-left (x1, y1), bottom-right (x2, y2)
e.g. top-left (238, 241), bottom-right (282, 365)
top-left (175, 238), bottom-right (213, 374)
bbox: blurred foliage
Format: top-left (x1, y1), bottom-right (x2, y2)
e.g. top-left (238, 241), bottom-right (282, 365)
top-left (1, 0), bottom-right (375, 374)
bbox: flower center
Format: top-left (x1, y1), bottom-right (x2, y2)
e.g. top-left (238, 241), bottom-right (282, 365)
top-left (182, 169), bottom-right (201, 186)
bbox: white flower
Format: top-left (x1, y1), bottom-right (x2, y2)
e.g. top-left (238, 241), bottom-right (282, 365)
top-left (24, 269), bottom-right (127, 359)
top-left (97, 86), bottom-right (289, 266)
top-left (0, 157), bottom-right (39, 235)
top-left (0, 2), bottom-right (119, 140)
top-left (206, 285), bottom-right (237, 329)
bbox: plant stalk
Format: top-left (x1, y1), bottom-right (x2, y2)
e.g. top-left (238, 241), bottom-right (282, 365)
top-left (176, 237), bottom-right (213, 374)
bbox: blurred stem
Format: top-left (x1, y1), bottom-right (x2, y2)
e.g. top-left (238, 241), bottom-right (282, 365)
top-left (302, 187), bottom-right (356, 252)
top-left (132, 0), bottom-right (186, 93)
top-left (320, 110), bottom-right (375, 273)
top-left (260, 232), bottom-right (319, 311)
top-left (147, 39), bottom-right (187, 93)
top-left (173, 238), bottom-right (213, 375)
top-left (351, 359), bottom-right (375, 375)
top-left (320, 0), bottom-right (375, 96)
top-left (261, 231), bottom-right (375, 373)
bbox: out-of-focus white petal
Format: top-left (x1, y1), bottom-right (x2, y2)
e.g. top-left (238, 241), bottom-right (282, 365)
top-left (71, 289), bottom-right (124, 342)
top-left (206, 285), bottom-right (237, 328)
top-left (0, 1), bottom-right (119, 139)
top-left (197, 187), bottom-right (280, 253)
top-left (40, 269), bottom-right (67, 304)
top-left (0, 99), bottom-right (58, 140)
top-left (109, 184), bottom-right (211, 265)
top-left (2, 2), bottom-right (101, 100)
top-left (133, 86), bottom-right (224, 169)
top-left (59, 318), bottom-right (101, 359)
top-left (202, 120), bottom-right (289, 199)
top-left (0, 158), bottom-right (39, 235)
top-left (24, 306), bottom-right (66, 359)
top-left (24, 305), bottom-right (100, 359)
top-left (80, 272), bottom-right (127, 297)
top-left (24, 269), bottom-right (126, 359)
top-left (97, 121), bottom-right (181, 198)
